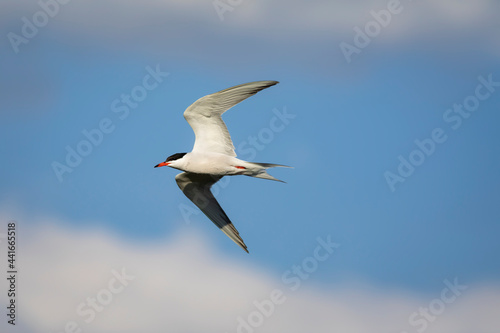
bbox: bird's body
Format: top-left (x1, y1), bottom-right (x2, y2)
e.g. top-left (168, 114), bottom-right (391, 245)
top-left (168, 152), bottom-right (242, 175)
top-left (155, 80), bottom-right (289, 253)
top-left (167, 152), bottom-right (286, 180)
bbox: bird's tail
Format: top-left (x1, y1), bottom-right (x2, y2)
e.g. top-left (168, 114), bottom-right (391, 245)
top-left (245, 162), bottom-right (292, 183)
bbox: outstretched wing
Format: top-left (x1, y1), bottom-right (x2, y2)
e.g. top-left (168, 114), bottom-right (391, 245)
top-left (183, 81), bottom-right (279, 157)
top-left (175, 172), bottom-right (248, 253)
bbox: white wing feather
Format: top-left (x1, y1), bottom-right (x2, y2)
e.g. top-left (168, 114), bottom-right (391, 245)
top-left (183, 81), bottom-right (279, 157)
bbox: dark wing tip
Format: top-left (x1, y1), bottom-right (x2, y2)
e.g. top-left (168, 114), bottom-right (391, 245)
top-left (259, 80), bottom-right (279, 88)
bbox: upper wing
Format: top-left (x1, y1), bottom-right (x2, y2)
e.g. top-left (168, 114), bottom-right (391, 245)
top-left (175, 172), bottom-right (248, 253)
top-left (183, 80), bottom-right (279, 157)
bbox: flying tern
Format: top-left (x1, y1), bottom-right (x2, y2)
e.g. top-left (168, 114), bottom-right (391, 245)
top-left (154, 80), bottom-right (290, 253)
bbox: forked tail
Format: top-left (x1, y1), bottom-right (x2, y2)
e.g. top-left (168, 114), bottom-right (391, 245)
top-left (246, 162), bottom-right (292, 183)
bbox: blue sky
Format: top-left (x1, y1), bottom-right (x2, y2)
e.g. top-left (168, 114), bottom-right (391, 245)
top-left (1, 1), bottom-right (499, 332)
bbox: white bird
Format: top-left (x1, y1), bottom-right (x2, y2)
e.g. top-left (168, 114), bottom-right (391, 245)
top-left (154, 81), bottom-right (290, 253)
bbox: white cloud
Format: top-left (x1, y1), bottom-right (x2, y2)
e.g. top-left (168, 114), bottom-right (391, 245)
top-left (1, 0), bottom-right (499, 59)
top-left (0, 215), bottom-right (498, 333)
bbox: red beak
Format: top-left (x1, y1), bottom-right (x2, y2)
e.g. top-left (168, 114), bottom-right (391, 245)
top-left (154, 162), bottom-right (170, 168)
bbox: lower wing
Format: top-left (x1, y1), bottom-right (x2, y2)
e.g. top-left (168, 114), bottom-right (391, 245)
top-left (175, 172), bottom-right (248, 253)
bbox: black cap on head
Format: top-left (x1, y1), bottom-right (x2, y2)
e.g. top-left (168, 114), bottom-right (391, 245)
top-left (166, 153), bottom-right (187, 162)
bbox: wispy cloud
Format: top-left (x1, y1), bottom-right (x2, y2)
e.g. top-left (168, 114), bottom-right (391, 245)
top-left (0, 215), bottom-right (498, 332)
top-left (2, 1), bottom-right (499, 60)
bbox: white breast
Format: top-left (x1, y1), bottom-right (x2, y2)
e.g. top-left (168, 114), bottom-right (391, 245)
top-left (182, 152), bottom-right (237, 175)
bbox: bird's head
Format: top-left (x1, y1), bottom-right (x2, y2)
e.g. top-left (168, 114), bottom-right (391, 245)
top-left (154, 152), bottom-right (187, 169)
